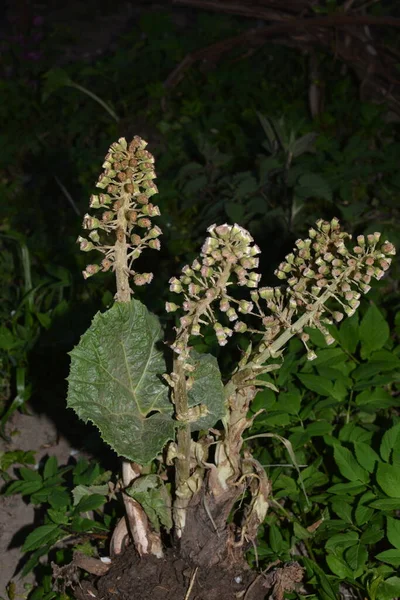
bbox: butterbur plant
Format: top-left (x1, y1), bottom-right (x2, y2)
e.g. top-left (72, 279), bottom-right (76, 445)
top-left (66, 137), bottom-right (395, 600)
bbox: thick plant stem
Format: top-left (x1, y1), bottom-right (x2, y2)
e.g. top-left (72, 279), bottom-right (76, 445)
top-left (172, 262), bottom-right (234, 536)
top-left (113, 193), bottom-right (162, 556)
top-left (114, 193), bottom-right (131, 303)
top-left (172, 358), bottom-right (191, 537)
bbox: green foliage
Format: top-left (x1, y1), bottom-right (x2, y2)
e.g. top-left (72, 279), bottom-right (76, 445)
top-left (3, 455), bottom-right (116, 581)
top-left (126, 474), bottom-right (172, 532)
top-left (0, 232), bottom-right (71, 435)
top-left (67, 300), bottom-right (175, 463)
top-left (247, 306), bottom-right (400, 598)
top-left (67, 300), bottom-right (226, 463)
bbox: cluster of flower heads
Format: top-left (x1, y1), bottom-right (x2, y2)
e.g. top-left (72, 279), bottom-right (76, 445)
top-left (167, 223), bottom-right (261, 356)
top-left (77, 136), bottom-right (162, 285)
top-left (167, 218), bottom-right (395, 361)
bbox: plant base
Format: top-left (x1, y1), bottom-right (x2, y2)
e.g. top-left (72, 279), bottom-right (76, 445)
top-left (75, 545), bottom-right (267, 600)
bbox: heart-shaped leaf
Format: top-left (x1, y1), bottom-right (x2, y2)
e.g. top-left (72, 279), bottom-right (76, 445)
top-left (67, 300), bottom-right (175, 464)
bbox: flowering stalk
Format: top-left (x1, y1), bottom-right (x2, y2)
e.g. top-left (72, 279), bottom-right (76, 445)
top-left (78, 136), bottom-right (161, 300)
top-left (78, 136), bottom-right (163, 556)
top-left (167, 224), bottom-right (261, 534)
top-left (167, 218), bottom-right (395, 542)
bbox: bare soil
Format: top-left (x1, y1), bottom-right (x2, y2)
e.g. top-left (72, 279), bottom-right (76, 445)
top-left (90, 546), bottom-right (265, 600)
top-left (67, 544), bottom-right (304, 600)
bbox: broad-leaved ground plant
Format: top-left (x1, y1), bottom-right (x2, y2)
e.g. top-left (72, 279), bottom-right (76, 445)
top-left (62, 136), bottom-right (395, 598)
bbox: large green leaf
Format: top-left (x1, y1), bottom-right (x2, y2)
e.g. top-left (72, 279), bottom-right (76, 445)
top-left (187, 351), bottom-right (226, 431)
top-left (67, 300), bottom-right (175, 464)
top-left (377, 463), bottom-right (400, 498)
top-left (333, 445), bottom-right (369, 483)
top-left (359, 304), bottom-right (389, 358)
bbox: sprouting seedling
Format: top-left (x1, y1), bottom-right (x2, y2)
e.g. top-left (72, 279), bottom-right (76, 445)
top-left (77, 136), bottom-right (162, 301)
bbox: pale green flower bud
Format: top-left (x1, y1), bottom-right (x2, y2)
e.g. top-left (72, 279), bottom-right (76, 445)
top-left (359, 283), bottom-right (371, 293)
top-left (249, 244), bottom-right (261, 256)
top-left (117, 137), bottom-right (128, 150)
top-left (90, 194), bottom-right (101, 208)
top-left (148, 226), bottom-right (162, 239)
top-left (165, 302), bottom-right (179, 312)
top-left (143, 183), bottom-right (158, 197)
top-left (333, 311), bottom-right (344, 322)
top-left (278, 262), bottom-right (292, 273)
top-left (250, 291), bottom-right (259, 302)
top-left (234, 321), bottom-right (247, 333)
top-left (83, 214), bottom-right (101, 230)
top-left (188, 283), bottom-right (201, 296)
top-left (180, 316), bottom-right (192, 327)
top-left (303, 268), bottom-right (315, 278)
top-left (191, 324), bottom-right (201, 336)
top-left (137, 218), bottom-right (151, 228)
top-left (309, 228), bottom-right (317, 239)
top-left (77, 237), bottom-right (94, 252)
top-left (259, 287), bottom-right (274, 300)
top-left (275, 270), bottom-right (287, 280)
top-left (192, 259), bottom-right (202, 271)
top-left (148, 239), bottom-right (161, 250)
top-left (131, 234), bottom-right (141, 245)
top-left (83, 264), bottom-right (101, 279)
top-left (241, 257), bottom-right (259, 269)
top-left (357, 235), bottom-right (365, 246)
top-left (336, 244), bottom-right (348, 256)
top-left (99, 194), bottom-right (112, 205)
top-left (348, 299), bottom-right (360, 309)
top-left (332, 259), bottom-right (343, 267)
top-left (321, 221), bottom-right (331, 233)
top-left (307, 350), bottom-right (317, 361)
top-left (96, 173), bottom-right (111, 189)
top-left (213, 224), bottom-right (231, 239)
top-left (131, 249), bottom-right (142, 260)
top-left (246, 279), bottom-right (258, 289)
top-left (330, 217), bottom-right (340, 230)
top-left (133, 273), bottom-right (153, 285)
top-left (169, 277), bottom-right (183, 293)
top-left (102, 211), bottom-right (114, 223)
top-left (324, 335), bottom-right (335, 346)
top-left (201, 266), bottom-right (213, 278)
top-left (202, 237), bottom-right (219, 254)
top-left (89, 230), bottom-right (100, 243)
top-left (238, 300), bottom-right (253, 314)
top-left (220, 298), bottom-right (230, 312)
top-left (203, 256), bottom-right (215, 267)
top-left (226, 307), bottom-right (238, 321)
top-left (381, 242), bottom-right (395, 255)
top-left (285, 253), bottom-right (295, 264)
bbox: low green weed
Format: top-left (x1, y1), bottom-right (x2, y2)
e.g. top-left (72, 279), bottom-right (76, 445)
top-left (246, 304), bottom-right (400, 599)
top-left (3, 455), bottom-right (118, 598)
